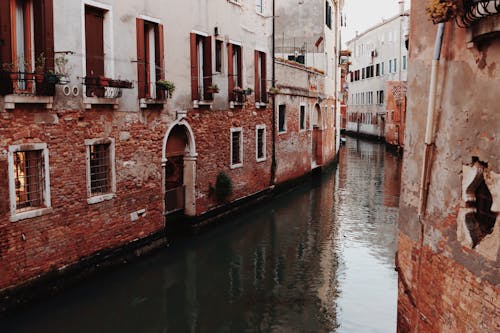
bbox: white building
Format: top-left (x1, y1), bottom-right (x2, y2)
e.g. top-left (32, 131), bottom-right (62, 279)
top-left (345, 1), bottom-right (409, 138)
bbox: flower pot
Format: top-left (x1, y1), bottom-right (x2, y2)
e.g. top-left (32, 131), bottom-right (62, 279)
top-left (35, 73), bottom-right (44, 83)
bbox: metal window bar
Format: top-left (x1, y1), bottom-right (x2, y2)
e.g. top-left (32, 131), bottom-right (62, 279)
top-left (232, 132), bottom-right (241, 164)
top-left (257, 129), bottom-right (264, 158)
top-left (14, 150), bottom-right (44, 210)
top-left (458, 0), bottom-right (500, 27)
top-left (89, 144), bottom-right (111, 195)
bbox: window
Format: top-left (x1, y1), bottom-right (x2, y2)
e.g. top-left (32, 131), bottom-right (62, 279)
top-left (254, 50), bottom-right (267, 103)
top-left (228, 43), bottom-right (243, 102)
top-left (256, 0), bottom-right (263, 14)
top-left (215, 39), bottom-right (223, 73)
top-left (300, 104), bottom-right (306, 130)
top-left (136, 17), bottom-right (164, 100)
top-left (0, 0), bottom-right (54, 94)
top-left (325, 1), bottom-right (332, 29)
top-left (376, 63), bottom-right (380, 76)
top-left (389, 60), bottom-right (392, 73)
top-left (256, 125), bottom-right (266, 162)
top-left (230, 128), bottom-right (243, 168)
top-left (394, 58), bottom-right (397, 72)
top-left (362, 68), bottom-right (365, 79)
top-left (190, 32), bottom-right (213, 101)
top-left (8, 143), bottom-right (51, 221)
top-left (403, 55), bottom-right (407, 70)
top-left (381, 62), bottom-right (385, 75)
top-left (85, 138), bottom-right (116, 204)
top-left (278, 104), bottom-right (286, 133)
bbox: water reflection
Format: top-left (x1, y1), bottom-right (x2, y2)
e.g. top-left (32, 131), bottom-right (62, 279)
top-left (1, 138), bottom-right (400, 333)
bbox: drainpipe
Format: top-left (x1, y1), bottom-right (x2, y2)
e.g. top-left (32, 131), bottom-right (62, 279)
top-left (270, 0), bottom-right (277, 186)
top-left (418, 22), bottom-right (445, 216)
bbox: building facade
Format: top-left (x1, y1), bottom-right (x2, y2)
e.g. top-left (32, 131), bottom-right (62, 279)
top-left (397, 1), bottom-right (499, 332)
top-left (345, 1), bottom-right (409, 140)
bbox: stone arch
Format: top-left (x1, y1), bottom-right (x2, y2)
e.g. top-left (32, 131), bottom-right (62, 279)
top-left (162, 118), bottom-right (197, 217)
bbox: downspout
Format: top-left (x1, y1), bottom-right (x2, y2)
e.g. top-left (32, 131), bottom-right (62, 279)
top-left (418, 22), bottom-right (445, 216)
top-left (270, 0), bottom-right (277, 186)
top-left (414, 22), bottom-right (445, 332)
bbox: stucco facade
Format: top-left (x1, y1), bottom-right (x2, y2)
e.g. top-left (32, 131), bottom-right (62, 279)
top-left (397, 1), bottom-right (499, 332)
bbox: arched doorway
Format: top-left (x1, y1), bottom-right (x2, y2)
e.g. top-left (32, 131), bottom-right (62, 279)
top-left (162, 119), bottom-right (197, 217)
top-left (312, 104), bottom-right (322, 167)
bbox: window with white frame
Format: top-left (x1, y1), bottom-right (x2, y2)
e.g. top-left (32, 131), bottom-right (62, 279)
top-left (256, 125), bottom-right (266, 162)
top-left (85, 138), bottom-right (116, 203)
top-left (230, 128), bottom-right (243, 168)
top-left (300, 104), bottom-right (306, 130)
top-left (8, 143), bottom-right (51, 221)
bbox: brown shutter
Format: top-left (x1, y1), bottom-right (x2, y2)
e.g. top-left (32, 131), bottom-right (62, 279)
top-left (261, 52), bottom-right (267, 102)
top-left (254, 50), bottom-right (260, 103)
top-left (0, 0), bottom-right (12, 65)
top-left (136, 18), bottom-right (146, 98)
top-left (227, 43), bottom-right (234, 101)
top-left (33, 0), bottom-right (54, 71)
top-left (155, 24), bottom-right (165, 81)
top-left (237, 46), bottom-right (243, 88)
top-left (190, 33), bottom-right (199, 101)
top-left (203, 36), bottom-right (212, 100)
top-left (85, 6), bottom-right (105, 97)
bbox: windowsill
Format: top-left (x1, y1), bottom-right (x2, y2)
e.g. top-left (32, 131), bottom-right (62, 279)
top-left (256, 11), bottom-right (266, 17)
top-left (256, 157), bottom-right (267, 163)
top-left (230, 101), bottom-right (245, 108)
top-left (255, 102), bottom-right (268, 108)
top-left (87, 193), bottom-right (116, 205)
top-left (139, 98), bottom-right (167, 109)
top-left (278, 130), bottom-right (287, 135)
top-left (84, 97), bottom-right (119, 110)
top-left (230, 163), bottom-right (243, 169)
top-left (4, 95), bottom-right (53, 110)
top-left (193, 100), bottom-right (213, 109)
top-left (10, 207), bottom-right (53, 222)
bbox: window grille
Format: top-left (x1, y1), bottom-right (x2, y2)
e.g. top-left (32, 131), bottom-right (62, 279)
top-left (458, 0), bottom-right (499, 27)
top-left (231, 131), bottom-right (242, 165)
top-left (278, 105), bottom-right (286, 132)
top-left (89, 143), bottom-right (111, 195)
top-left (300, 105), bottom-right (306, 130)
top-left (14, 150), bottom-right (44, 210)
top-left (257, 128), bottom-right (265, 159)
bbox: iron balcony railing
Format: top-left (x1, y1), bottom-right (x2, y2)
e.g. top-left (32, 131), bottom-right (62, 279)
top-left (83, 76), bottom-right (133, 99)
top-left (0, 71), bottom-right (58, 97)
top-left (459, 0), bottom-right (500, 27)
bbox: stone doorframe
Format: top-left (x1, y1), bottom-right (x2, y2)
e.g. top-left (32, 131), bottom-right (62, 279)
top-left (162, 112), bottom-right (197, 217)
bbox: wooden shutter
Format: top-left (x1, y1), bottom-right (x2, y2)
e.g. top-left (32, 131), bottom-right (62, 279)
top-left (203, 36), bottom-right (212, 100)
top-left (237, 46), bottom-right (243, 88)
top-left (155, 24), bottom-right (165, 81)
top-left (136, 18), bottom-right (146, 98)
top-left (227, 43), bottom-right (234, 101)
top-left (33, 0), bottom-right (54, 71)
top-left (85, 6), bottom-right (105, 97)
top-left (254, 50), bottom-right (260, 103)
top-left (0, 0), bottom-right (12, 66)
top-left (261, 53), bottom-right (267, 102)
top-left (190, 33), bottom-right (199, 100)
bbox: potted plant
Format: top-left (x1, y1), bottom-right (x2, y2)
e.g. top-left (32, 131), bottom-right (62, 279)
top-left (268, 86), bottom-right (280, 95)
top-left (2, 62), bottom-right (19, 80)
top-left (35, 53), bottom-right (46, 83)
top-left (156, 79), bottom-right (175, 98)
top-left (426, 0), bottom-right (458, 24)
top-left (207, 84), bottom-right (220, 94)
top-left (99, 75), bottom-right (111, 87)
top-left (245, 87), bottom-right (253, 95)
top-left (44, 70), bottom-right (59, 84)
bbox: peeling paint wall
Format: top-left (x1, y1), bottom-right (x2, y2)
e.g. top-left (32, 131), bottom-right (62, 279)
top-left (397, 2), bottom-right (500, 332)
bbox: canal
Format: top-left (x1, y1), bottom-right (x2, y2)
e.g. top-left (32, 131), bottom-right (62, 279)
top-left (1, 138), bottom-right (401, 333)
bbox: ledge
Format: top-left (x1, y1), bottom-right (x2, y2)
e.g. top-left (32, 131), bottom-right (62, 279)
top-left (192, 100), bottom-right (213, 109)
top-left (83, 97), bottom-right (119, 110)
top-left (4, 95), bottom-right (53, 110)
top-left (255, 102), bottom-right (268, 109)
top-left (230, 101), bottom-right (245, 108)
top-left (87, 193), bottom-right (116, 205)
top-left (139, 98), bottom-right (166, 109)
top-left (10, 207), bottom-right (53, 222)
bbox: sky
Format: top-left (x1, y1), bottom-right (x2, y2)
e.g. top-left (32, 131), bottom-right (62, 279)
top-left (342, 0), bottom-right (411, 44)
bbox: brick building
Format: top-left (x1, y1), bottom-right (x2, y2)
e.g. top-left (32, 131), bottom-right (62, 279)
top-left (0, 0), bottom-right (343, 303)
top-left (384, 81), bottom-right (407, 150)
top-left (397, 1), bottom-right (499, 332)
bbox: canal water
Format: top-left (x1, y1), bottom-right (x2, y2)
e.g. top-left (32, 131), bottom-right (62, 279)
top-left (1, 138), bottom-right (401, 333)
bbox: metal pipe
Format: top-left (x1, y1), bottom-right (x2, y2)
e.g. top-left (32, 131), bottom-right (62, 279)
top-left (270, 0), bottom-right (276, 186)
top-left (418, 22), bottom-right (445, 216)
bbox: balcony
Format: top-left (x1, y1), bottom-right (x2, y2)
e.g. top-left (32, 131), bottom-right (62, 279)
top-left (0, 71), bottom-right (57, 109)
top-left (230, 87), bottom-right (249, 108)
top-left (139, 81), bottom-right (172, 109)
top-left (83, 76), bottom-right (133, 109)
top-left (459, 0), bottom-right (499, 27)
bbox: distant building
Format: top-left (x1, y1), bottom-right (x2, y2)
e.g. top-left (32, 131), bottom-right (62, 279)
top-left (345, 1), bottom-right (409, 141)
top-left (397, 1), bottom-right (499, 332)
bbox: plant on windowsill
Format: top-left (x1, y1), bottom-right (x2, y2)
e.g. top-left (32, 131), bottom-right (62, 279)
top-left (268, 86), bottom-right (280, 95)
top-left (207, 84), bottom-right (220, 94)
top-left (156, 79), bottom-right (175, 98)
top-left (44, 70), bottom-right (59, 84)
top-left (426, 0), bottom-right (459, 24)
top-left (55, 53), bottom-right (70, 84)
top-left (245, 87), bottom-right (253, 95)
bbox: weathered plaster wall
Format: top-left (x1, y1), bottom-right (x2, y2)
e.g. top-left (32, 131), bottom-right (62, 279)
top-left (397, 1), bottom-right (500, 332)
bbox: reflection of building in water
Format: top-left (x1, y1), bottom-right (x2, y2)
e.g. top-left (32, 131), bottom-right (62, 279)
top-left (383, 152), bottom-right (402, 208)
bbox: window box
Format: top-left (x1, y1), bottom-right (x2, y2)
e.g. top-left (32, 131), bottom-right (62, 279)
top-left (83, 76), bottom-right (132, 104)
top-left (0, 70), bottom-right (56, 109)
